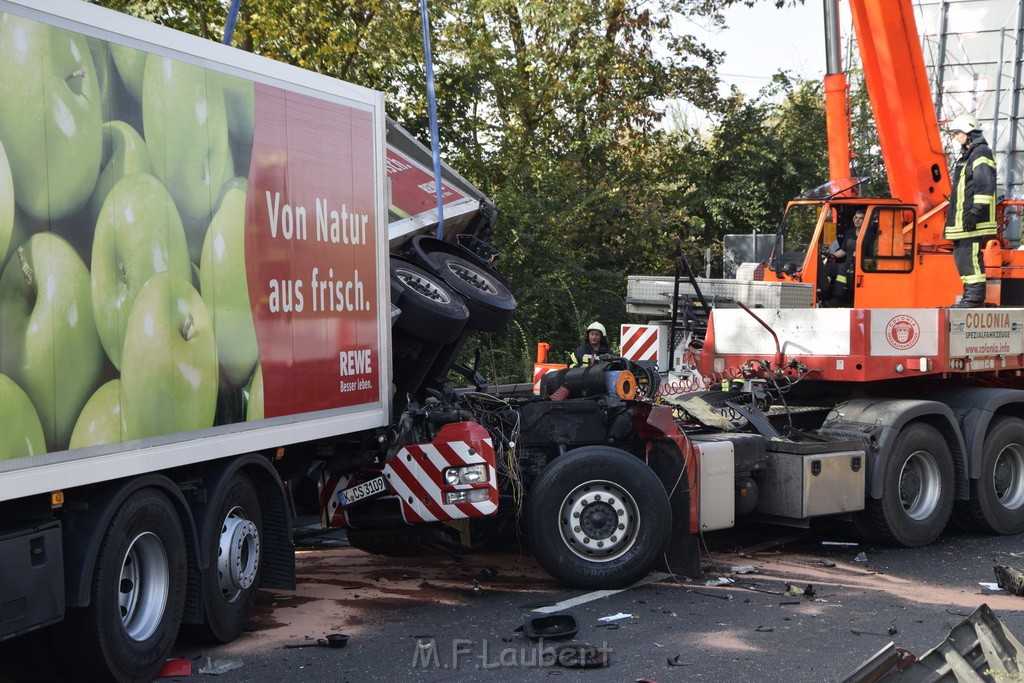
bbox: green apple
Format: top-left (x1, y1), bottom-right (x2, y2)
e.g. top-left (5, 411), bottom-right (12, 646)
top-left (0, 14), bottom-right (102, 220)
top-left (0, 373), bottom-right (46, 460)
top-left (69, 379), bottom-right (123, 449)
top-left (200, 184), bottom-right (257, 386)
top-left (109, 43), bottom-right (147, 105)
top-left (216, 72), bottom-right (255, 176)
top-left (86, 36), bottom-right (115, 123)
top-left (88, 121), bottom-right (152, 223)
top-left (0, 138), bottom-right (13, 267)
top-left (91, 173), bottom-right (190, 369)
top-left (245, 364), bottom-right (263, 421)
top-left (121, 272), bottom-right (218, 439)
top-left (0, 233), bottom-right (104, 450)
top-left (143, 55), bottom-right (230, 261)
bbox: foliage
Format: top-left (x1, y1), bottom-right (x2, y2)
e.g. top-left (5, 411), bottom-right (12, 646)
top-left (665, 74), bottom-right (829, 277)
top-left (91, 0), bottom-right (840, 383)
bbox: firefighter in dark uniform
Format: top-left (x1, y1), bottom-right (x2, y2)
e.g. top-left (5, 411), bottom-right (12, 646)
top-left (569, 322), bottom-right (611, 367)
top-left (944, 113), bottom-right (997, 308)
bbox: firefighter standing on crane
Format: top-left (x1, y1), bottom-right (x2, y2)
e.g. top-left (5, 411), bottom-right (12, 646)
top-left (569, 322), bottom-right (611, 367)
top-left (944, 113), bottom-right (997, 308)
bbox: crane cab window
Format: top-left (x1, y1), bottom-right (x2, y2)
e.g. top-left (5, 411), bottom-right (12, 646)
top-left (860, 207), bottom-right (914, 273)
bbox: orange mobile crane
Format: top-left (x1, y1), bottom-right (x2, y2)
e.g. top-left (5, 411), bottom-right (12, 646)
top-left (627, 0), bottom-right (1024, 550)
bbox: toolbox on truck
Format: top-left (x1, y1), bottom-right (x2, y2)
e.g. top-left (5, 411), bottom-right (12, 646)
top-left (754, 440), bottom-right (866, 519)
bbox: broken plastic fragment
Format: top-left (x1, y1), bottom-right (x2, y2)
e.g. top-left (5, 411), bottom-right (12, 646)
top-left (704, 577), bottom-right (733, 587)
top-left (854, 552), bottom-right (868, 563)
top-left (198, 657), bottom-right (243, 675)
top-left (598, 610), bottom-right (634, 622)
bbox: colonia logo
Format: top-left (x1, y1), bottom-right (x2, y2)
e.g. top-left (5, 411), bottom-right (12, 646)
top-left (886, 315), bottom-right (920, 350)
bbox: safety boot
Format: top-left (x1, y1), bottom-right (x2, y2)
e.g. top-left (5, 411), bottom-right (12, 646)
top-left (951, 283), bottom-right (986, 308)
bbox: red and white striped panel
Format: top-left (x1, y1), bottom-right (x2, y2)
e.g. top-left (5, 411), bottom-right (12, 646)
top-left (532, 363), bottom-right (565, 394)
top-left (323, 473), bottom-right (354, 528)
top-left (384, 421), bottom-right (498, 523)
top-left (621, 324), bottom-right (659, 362)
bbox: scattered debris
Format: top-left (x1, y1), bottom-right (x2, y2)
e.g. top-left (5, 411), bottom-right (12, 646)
top-left (842, 604), bottom-right (1024, 682)
top-left (687, 588), bottom-right (733, 600)
top-left (597, 612), bottom-right (634, 623)
top-left (854, 552), bottom-right (869, 563)
top-left (822, 541), bottom-right (859, 547)
top-left (995, 565), bottom-right (1024, 596)
top-left (821, 559), bottom-right (837, 568)
top-left (157, 659), bottom-right (192, 678)
top-left (320, 633), bottom-right (349, 648)
top-left (555, 644), bottom-right (610, 668)
top-left (730, 565), bottom-right (759, 574)
top-left (779, 600), bottom-right (801, 606)
top-left (198, 657), bottom-right (244, 675)
top-left (704, 577), bottom-right (734, 587)
top-left (471, 578), bottom-right (483, 596)
top-left (785, 583), bottom-right (816, 598)
top-left (979, 582), bottom-right (1003, 592)
top-left (754, 625), bottom-right (775, 632)
top-left (523, 613), bottom-right (579, 641)
top-left (479, 567), bottom-right (498, 578)
top-left (850, 628), bottom-right (890, 637)
top-left (667, 654), bottom-right (693, 667)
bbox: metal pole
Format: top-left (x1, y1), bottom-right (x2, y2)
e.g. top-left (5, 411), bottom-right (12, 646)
top-left (932, 0), bottom-right (949, 119)
top-left (419, 0), bottom-right (446, 239)
top-left (223, 0), bottom-right (241, 45)
top-left (1007, 0), bottom-right (1024, 199)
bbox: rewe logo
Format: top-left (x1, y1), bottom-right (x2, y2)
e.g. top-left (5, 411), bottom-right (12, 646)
top-left (885, 315), bottom-right (920, 350)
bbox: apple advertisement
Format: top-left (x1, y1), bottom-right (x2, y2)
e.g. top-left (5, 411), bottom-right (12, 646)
top-left (0, 10), bottom-right (382, 462)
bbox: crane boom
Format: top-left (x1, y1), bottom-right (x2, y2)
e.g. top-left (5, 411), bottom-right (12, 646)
top-left (847, 0), bottom-right (950, 214)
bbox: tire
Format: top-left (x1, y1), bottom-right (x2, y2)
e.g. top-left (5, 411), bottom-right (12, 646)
top-left (526, 446), bottom-right (671, 589)
top-left (189, 473), bottom-right (263, 643)
top-left (429, 252), bottom-right (516, 332)
top-left (55, 488), bottom-right (187, 683)
top-left (966, 416), bottom-right (1024, 535)
top-left (861, 422), bottom-right (954, 547)
top-left (390, 259), bottom-right (468, 343)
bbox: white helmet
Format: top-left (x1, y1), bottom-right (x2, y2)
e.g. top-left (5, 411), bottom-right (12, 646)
top-left (586, 322), bottom-right (607, 337)
top-left (946, 113), bottom-right (980, 134)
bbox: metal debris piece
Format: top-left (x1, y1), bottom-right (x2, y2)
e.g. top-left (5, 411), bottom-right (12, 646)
top-left (854, 552), bottom-right (868, 563)
top-left (842, 604), bottom-right (1024, 681)
top-left (995, 565), bottom-right (1024, 596)
top-left (730, 565), bottom-right (759, 574)
top-left (822, 541), bottom-right (859, 547)
top-left (821, 559), bottom-right (837, 568)
top-left (667, 654), bottom-right (692, 667)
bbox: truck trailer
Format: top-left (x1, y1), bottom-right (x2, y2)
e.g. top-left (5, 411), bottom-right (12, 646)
top-left (0, 1), bottom-right (518, 680)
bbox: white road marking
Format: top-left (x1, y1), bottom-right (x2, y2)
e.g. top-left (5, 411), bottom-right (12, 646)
top-left (531, 572), bottom-right (670, 613)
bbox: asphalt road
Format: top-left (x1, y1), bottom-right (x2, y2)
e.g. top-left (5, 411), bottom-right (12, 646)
top-left (162, 520), bottom-right (1024, 682)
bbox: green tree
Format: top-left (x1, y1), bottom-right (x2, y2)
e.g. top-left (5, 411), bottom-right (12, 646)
top-left (665, 74), bottom-right (828, 277)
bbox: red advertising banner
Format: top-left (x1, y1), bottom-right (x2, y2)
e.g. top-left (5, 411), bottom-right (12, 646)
top-left (386, 148), bottom-right (466, 218)
top-left (247, 85), bottom-right (381, 417)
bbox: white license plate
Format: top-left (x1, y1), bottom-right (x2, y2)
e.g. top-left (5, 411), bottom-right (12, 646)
top-left (339, 475), bottom-right (388, 508)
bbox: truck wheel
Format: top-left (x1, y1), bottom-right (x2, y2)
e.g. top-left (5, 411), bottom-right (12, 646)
top-left (967, 417), bottom-right (1024, 535)
top-left (190, 473), bottom-right (262, 643)
top-left (863, 422), bottom-right (954, 547)
top-left (429, 253), bottom-right (516, 332)
top-left (526, 446), bottom-right (670, 589)
top-left (391, 260), bottom-right (468, 343)
top-left (57, 488), bottom-right (186, 682)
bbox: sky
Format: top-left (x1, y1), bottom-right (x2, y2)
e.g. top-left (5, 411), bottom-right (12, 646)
top-left (701, 1), bottom-right (828, 96)
top-left (667, 1), bottom-right (833, 127)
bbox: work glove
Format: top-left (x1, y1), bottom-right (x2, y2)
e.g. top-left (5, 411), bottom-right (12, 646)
top-left (963, 212), bottom-right (977, 230)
